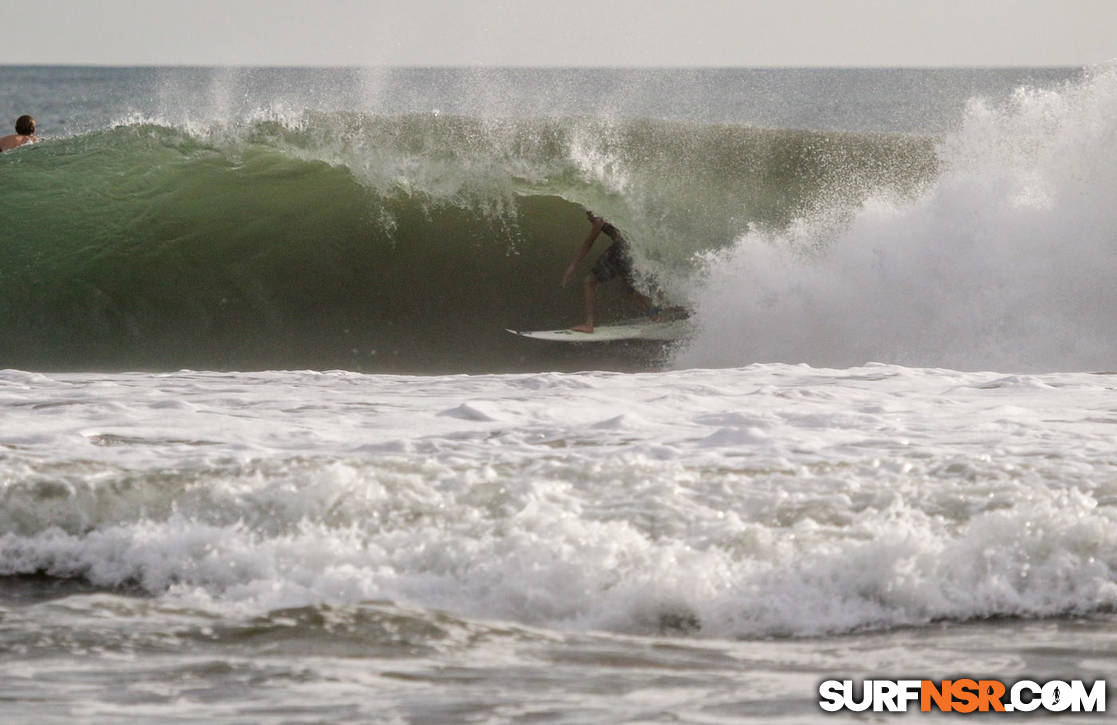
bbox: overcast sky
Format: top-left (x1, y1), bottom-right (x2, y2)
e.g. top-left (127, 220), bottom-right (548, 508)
top-left (3, 0), bottom-right (1115, 67)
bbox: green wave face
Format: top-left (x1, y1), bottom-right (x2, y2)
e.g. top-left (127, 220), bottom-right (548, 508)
top-left (0, 115), bottom-right (935, 372)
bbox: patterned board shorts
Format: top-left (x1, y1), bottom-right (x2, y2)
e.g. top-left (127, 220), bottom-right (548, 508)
top-left (591, 242), bottom-right (634, 284)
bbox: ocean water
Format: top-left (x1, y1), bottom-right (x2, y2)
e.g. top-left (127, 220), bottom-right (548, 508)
top-left (2, 66), bottom-right (1116, 723)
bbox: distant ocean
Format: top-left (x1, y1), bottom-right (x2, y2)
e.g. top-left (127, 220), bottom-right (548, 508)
top-left (2, 66), bottom-right (1115, 723)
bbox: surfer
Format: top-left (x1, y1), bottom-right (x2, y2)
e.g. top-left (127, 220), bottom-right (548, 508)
top-left (561, 211), bottom-right (656, 333)
top-left (0, 115), bottom-right (38, 152)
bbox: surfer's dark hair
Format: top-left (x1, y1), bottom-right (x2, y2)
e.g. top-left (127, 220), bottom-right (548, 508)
top-left (15, 116), bottom-right (34, 135)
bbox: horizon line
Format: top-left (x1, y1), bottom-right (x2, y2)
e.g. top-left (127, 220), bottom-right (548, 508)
top-left (0, 62), bottom-right (1091, 71)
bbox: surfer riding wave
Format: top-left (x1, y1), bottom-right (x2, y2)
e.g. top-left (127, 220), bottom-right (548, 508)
top-left (561, 211), bottom-right (683, 333)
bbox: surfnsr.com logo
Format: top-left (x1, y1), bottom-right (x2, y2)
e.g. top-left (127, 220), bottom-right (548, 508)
top-left (819, 679), bottom-right (1106, 714)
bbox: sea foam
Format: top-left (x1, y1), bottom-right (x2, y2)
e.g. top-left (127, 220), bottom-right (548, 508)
top-left (2, 366), bottom-right (1115, 637)
top-left (678, 65), bottom-right (1117, 372)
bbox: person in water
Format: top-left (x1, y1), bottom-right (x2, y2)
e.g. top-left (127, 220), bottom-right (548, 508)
top-left (0, 115), bottom-right (38, 152)
top-left (562, 210), bottom-right (657, 333)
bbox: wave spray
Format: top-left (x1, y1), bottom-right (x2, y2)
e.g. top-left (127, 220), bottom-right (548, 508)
top-left (677, 66), bottom-right (1117, 372)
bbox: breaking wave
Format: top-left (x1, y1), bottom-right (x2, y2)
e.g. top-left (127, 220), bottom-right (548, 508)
top-left (0, 113), bottom-right (932, 371)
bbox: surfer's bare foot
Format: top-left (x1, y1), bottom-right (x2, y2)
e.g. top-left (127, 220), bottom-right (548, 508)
top-left (570, 323), bottom-right (595, 333)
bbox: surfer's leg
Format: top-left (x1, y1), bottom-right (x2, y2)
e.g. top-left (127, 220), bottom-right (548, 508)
top-left (622, 281), bottom-right (656, 318)
top-left (571, 275), bottom-right (599, 333)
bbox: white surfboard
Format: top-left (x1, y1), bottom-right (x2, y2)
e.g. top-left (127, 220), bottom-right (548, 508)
top-left (507, 317), bottom-right (692, 342)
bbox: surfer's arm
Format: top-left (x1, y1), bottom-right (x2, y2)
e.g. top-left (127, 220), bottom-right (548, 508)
top-left (562, 220), bottom-right (604, 286)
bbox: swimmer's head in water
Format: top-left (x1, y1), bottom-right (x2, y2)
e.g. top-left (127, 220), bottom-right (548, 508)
top-left (15, 116), bottom-right (34, 135)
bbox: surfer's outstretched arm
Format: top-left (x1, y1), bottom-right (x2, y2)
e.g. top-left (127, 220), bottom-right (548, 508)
top-left (561, 217), bottom-right (604, 287)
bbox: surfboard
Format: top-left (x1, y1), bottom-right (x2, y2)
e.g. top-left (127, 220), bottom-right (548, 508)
top-left (507, 317), bottom-right (692, 342)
